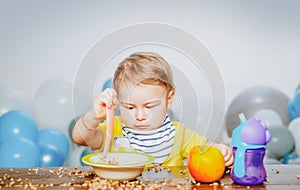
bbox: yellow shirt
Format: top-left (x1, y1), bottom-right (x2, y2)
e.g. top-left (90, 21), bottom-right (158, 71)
top-left (98, 116), bottom-right (208, 166)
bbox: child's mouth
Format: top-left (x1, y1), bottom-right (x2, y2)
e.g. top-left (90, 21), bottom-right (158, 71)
top-left (135, 125), bottom-right (149, 130)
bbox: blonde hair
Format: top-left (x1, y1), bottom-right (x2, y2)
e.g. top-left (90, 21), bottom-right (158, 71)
top-left (113, 52), bottom-right (175, 95)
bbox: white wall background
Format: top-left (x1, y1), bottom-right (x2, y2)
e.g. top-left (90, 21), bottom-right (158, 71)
top-left (1, 0), bottom-right (300, 141)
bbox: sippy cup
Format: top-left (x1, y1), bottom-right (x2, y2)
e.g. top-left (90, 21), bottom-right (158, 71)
top-left (230, 113), bottom-right (272, 186)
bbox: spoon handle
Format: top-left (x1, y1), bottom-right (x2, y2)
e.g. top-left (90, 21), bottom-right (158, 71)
top-left (102, 107), bottom-right (114, 158)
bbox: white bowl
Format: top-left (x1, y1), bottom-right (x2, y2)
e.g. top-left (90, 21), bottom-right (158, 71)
top-left (82, 152), bottom-right (154, 181)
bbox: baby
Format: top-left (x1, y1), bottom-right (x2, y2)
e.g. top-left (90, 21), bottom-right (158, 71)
top-left (72, 52), bottom-right (233, 166)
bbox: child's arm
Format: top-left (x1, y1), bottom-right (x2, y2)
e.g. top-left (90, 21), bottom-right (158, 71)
top-left (72, 88), bottom-right (118, 151)
top-left (72, 110), bottom-right (104, 151)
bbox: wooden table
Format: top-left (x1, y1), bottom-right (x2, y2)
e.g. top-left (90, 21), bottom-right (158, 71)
top-left (0, 164), bottom-right (299, 189)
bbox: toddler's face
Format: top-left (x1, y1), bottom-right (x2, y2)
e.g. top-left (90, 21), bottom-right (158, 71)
top-left (118, 83), bottom-right (173, 131)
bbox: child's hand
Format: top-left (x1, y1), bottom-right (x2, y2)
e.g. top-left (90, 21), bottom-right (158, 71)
top-left (212, 143), bottom-right (234, 167)
top-left (93, 88), bottom-right (118, 120)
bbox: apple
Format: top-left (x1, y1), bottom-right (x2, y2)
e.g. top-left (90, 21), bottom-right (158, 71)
top-left (188, 145), bottom-right (225, 183)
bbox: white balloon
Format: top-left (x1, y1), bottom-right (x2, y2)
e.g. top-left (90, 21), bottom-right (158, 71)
top-left (226, 86), bottom-right (290, 137)
top-left (288, 117), bottom-right (300, 134)
top-left (288, 118), bottom-right (300, 155)
top-left (34, 78), bottom-right (74, 140)
top-left (0, 85), bottom-right (33, 117)
top-left (254, 109), bottom-right (283, 127)
top-left (264, 157), bottom-right (281, 165)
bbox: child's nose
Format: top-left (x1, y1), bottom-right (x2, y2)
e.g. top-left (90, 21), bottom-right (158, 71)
top-left (136, 108), bottom-right (147, 121)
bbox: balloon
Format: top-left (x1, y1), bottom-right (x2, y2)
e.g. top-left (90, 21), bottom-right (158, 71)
top-left (0, 85), bottom-right (33, 117)
top-left (34, 78), bottom-right (73, 140)
top-left (39, 144), bottom-right (64, 167)
top-left (287, 157), bottom-right (300, 164)
top-left (287, 88), bottom-right (300, 120)
top-left (0, 137), bottom-right (40, 168)
top-left (264, 157), bottom-right (281, 165)
top-left (288, 117), bottom-right (300, 135)
top-left (102, 78), bottom-right (113, 91)
top-left (282, 152), bottom-right (299, 164)
top-left (81, 147), bottom-right (93, 166)
top-left (265, 149), bottom-right (278, 160)
top-left (254, 109), bottom-right (283, 128)
top-left (68, 116), bottom-right (80, 143)
top-left (0, 110), bottom-right (39, 143)
top-left (38, 128), bottom-right (70, 161)
top-left (287, 100), bottom-right (300, 120)
top-left (296, 84), bottom-right (300, 94)
top-left (66, 145), bottom-right (86, 166)
top-left (226, 86), bottom-right (290, 137)
top-left (288, 117), bottom-right (300, 155)
top-left (266, 126), bottom-right (295, 159)
top-left (292, 89), bottom-right (300, 113)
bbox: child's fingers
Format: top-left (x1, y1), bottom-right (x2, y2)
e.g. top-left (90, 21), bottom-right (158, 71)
top-left (101, 88), bottom-right (118, 108)
top-left (93, 88), bottom-right (118, 119)
top-left (107, 88), bottom-right (118, 107)
top-left (105, 88), bottom-right (116, 97)
top-left (221, 147), bottom-right (234, 167)
top-left (93, 97), bottom-right (105, 118)
top-left (225, 154), bottom-right (234, 167)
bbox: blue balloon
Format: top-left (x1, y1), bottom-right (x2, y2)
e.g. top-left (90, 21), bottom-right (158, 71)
top-left (287, 100), bottom-right (300, 120)
top-left (282, 152), bottom-right (299, 164)
top-left (81, 147), bottom-right (93, 166)
top-left (0, 137), bottom-right (40, 168)
top-left (39, 144), bottom-right (64, 167)
top-left (0, 110), bottom-right (38, 144)
top-left (296, 84), bottom-right (300, 94)
top-left (38, 128), bottom-right (69, 162)
top-left (292, 90), bottom-right (300, 113)
top-left (102, 78), bottom-right (113, 91)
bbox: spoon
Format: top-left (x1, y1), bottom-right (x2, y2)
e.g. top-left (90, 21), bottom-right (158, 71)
top-left (99, 106), bottom-right (114, 162)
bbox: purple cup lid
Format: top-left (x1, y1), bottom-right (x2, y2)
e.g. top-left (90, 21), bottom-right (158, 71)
top-left (240, 118), bottom-right (272, 145)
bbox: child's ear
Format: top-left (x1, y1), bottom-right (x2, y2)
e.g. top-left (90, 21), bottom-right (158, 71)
top-left (166, 90), bottom-right (175, 109)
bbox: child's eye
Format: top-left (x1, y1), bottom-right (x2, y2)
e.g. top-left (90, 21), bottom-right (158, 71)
top-left (145, 104), bottom-right (156, 109)
top-left (126, 106), bottom-right (134, 110)
top-left (121, 104), bottom-right (135, 110)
